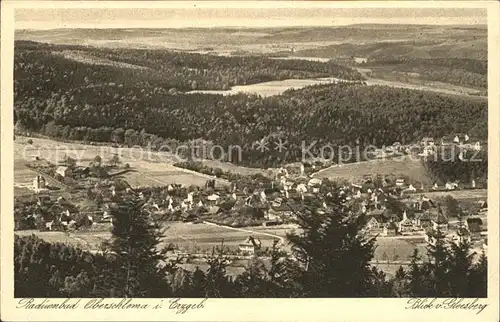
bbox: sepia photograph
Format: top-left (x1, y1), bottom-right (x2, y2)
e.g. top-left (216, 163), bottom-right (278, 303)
top-left (1, 1), bottom-right (499, 321)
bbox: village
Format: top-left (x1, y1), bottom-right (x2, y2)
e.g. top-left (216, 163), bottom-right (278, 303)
top-left (13, 131), bottom-right (488, 264)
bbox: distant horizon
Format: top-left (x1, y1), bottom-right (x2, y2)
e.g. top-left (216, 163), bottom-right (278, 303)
top-left (15, 22), bottom-right (488, 32)
top-left (15, 7), bottom-right (487, 30)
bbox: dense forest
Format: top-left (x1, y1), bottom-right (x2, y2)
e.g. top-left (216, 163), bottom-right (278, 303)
top-left (14, 42), bottom-right (488, 168)
top-left (423, 148), bottom-right (488, 186)
top-left (365, 57), bottom-right (487, 90)
top-left (15, 81), bottom-right (488, 168)
top-left (14, 40), bottom-right (363, 93)
top-left (15, 191), bottom-right (487, 298)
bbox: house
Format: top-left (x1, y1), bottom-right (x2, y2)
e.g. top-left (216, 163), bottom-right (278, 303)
top-left (259, 190), bottom-right (267, 203)
top-left (238, 236), bottom-right (262, 255)
top-left (207, 193), bottom-right (220, 204)
top-left (365, 216), bottom-right (382, 231)
top-left (417, 211), bottom-right (434, 229)
top-left (351, 183), bottom-right (362, 191)
top-left (296, 183), bottom-right (308, 195)
top-left (398, 211), bottom-right (414, 233)
top-left (45, 221), bottom-right (54, 231)
top-left (405, 184), bottom-right (417, 193)
top-left (467, 217), bottom-right (483, 233)
top-left (395, 178), bottom-right (405, 187)
top-left (271, 197), bottom-right (283, 207)
top-left (266, 208), bottom-right (282, 221)
top-left (55, 166), bottom-right (72, 178)
top-left (308, 178), bottom-right (322, 193)
top-left (32, 175), bottom-right (47, 193)
top-left (367, 208), bottom-right (387, 223)
top-left (421, 137), bottom-right (434, 146)
top-left (284, 162), bottom-right (305, 176)
top-left (477, 200), bottom-right (487, 211)
top-left (308, 178), bottom-right (322, 187)
top-left (445, 181), bottom-right (459, 190)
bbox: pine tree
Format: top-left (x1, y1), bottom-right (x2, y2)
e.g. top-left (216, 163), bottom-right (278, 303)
top-left (62, 270), bottom-right (93, 297)
top-left (266, 239), bottom-right (302, 297)
top-left (448, 238), bottom-right (474, 297)
top-left (234, 257), bottom-right (270, 297)
top-left (103, 196), bottom-right (171, 297)
top-left (407, 249), bottom-right (433, 296)
top-left (189, 267), bottom-right (207, 297)
top-left (204, 242), bottom-right (233, 297)
top-left (390, 266), bottom-right (410, 297)
top-left (469, 250), bottom-right (487, 297)
top-left (426, 227), bottom-right (451, 297)
top-left (286, 190), bottom-right (377, 297)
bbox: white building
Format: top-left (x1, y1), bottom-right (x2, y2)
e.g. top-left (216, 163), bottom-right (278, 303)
top-left (32, 175), bottom-right (47, 193)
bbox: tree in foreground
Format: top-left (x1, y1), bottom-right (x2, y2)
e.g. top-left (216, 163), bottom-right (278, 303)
top-left (392, 231), bottom-right (487, 298)
top-left (203, 242), bottom-right (235, 297)
top-left (102, 196), bottom-right (171, 297)
top-left (286, 188), bottom-right (379, 297)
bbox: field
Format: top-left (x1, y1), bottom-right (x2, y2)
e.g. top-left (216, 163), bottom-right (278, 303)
top-left (14, 161), bottom-right (39, 196)
top-left (189, 77), bottom-right (346, 97)
top-left (14, 136), bottom-right (228, 194)
top-left (373, 237), bottom-right (428, 262)
top-left (200, 159), bottom-right (271, 177)
top-left (54, 50), bottom-right (149, 70)
top-left (15, 223), bottom-right (429, 278)
top-left (423, 189), bottom-right (487, 200)
top-left (15, 221), bottom-right (427, 262)
top-left (14, 222), bottom-right (294, 253)
top-left (161, 222), bottom-right (292, 252)
top-left (15, 25), bottom-right (486, 55)
top-left (312, 157), bottom-right (435, 186)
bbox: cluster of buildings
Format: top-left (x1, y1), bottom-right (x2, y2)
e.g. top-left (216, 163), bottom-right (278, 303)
top-left (369, 134), bottom-right (483, 160)
top-left (15, 193), bottom-right (88, 231)
top-left (18, 143), bottom-right (488, 255)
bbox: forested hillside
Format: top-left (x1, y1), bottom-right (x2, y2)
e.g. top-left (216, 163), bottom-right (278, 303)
top-left (15, 41), bottom-right (363, 93)
top-left (364, 57), bottom-right (487, 89)
top-left (293, 35), bottom-right (487, 90)
top-left (14, 41), bottom-right (488, 168)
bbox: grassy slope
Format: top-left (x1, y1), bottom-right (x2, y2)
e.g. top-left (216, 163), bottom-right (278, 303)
top-left (312, 157), bottom-right (436, 186)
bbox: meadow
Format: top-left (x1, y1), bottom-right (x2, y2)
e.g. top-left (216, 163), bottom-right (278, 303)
top-left (312, 157), bottom-right (435, 186)
top-left (14, 223), bottom-right (429, 279)
top-left (13, 136), bottom-right (228, 194)
top-left (14, 222), bottom-right (294, 253)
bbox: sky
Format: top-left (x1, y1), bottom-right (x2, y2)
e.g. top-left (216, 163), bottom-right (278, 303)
top-left (15, 7), bottom-right (487, 30)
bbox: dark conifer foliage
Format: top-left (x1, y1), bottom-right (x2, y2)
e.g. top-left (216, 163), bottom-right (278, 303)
top-left (286, 191), bottom-right (378, 297)
top-left (102, 197), bottom-right (172, 297)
